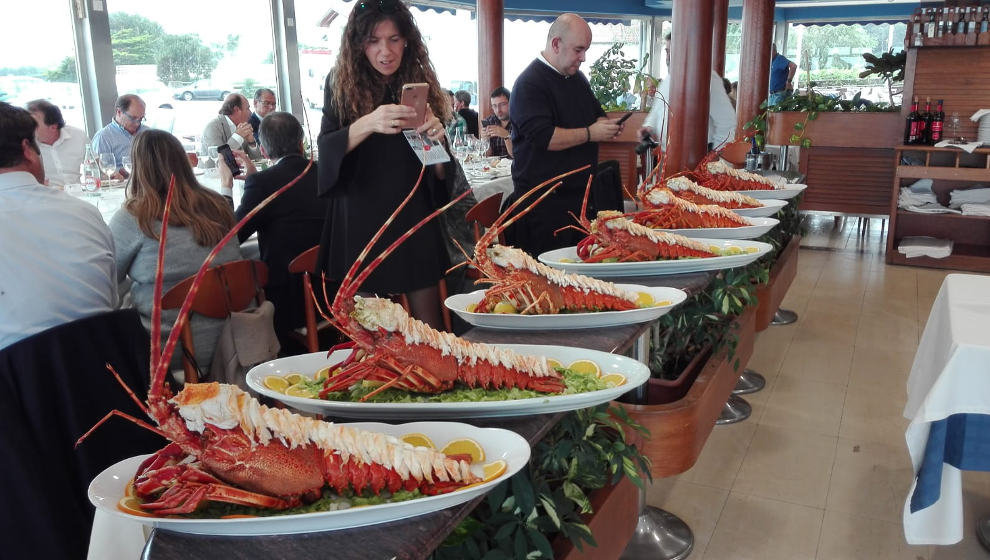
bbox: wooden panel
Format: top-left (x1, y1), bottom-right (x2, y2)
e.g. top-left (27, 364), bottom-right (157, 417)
top-left (736, 0), bottom-right (774, 136)
top-left (798, 147), bottom-right (895, 215)
top-left (599, 142), bottom-right (639, 199)
top-left (895, 212), bottom-right (990, 245)
top-left (756, 235), bottom-right (801, 332)
top-left (476, 0), bottom-right (503, 122)
top-left (667, 0), bottom-right (715, 173)
top-left (767, 112), bottom-right (901, 148)
top-left (911, 47), bottom-right (990, 142)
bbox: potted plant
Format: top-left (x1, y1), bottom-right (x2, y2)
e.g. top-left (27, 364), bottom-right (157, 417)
top-left (589, 42), bottom-right (655, 112)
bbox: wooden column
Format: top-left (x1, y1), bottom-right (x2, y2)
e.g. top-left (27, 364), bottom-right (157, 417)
top-left (735, 0), bottom-right (774, 137)
top-left (477, 0), bottom-right (503, 122)
top-left (665, 0), bottom-right (714, 175)
top-left (712, 0), bottom-right (729, 76)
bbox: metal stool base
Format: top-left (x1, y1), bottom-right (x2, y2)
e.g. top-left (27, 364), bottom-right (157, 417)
top-left (620, 506), bottom-right (694, 560)
top-left (977, 515), bottom-right (990, 552)
top-left (771, 308), bottom-right (798, 325)
top-left (733, 369), bottom-right (766, 395)
top-left (716, 394), bottom-right (752, 425)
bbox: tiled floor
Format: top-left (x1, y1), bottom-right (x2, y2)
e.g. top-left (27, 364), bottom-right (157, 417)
top-left (644, 213), bottom-right (990, 560)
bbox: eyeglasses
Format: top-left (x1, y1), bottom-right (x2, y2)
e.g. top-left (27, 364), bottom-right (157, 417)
top-left (356, 0), bottom-right (399, 14)
top-left (121, 111), bottom-right (146, 123)
top-left (257, 100), bottom-right (276, 107)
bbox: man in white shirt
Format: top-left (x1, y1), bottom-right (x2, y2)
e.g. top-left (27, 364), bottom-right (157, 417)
top-left (201, 93), bottom-right (263, 166)
top-left (0, 101), bottom-right (117, 351)
top-left (26, 99), bottom-right (87, 187)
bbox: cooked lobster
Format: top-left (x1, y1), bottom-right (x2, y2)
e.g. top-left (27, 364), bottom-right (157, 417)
top-left (79, 164), bottom-right (479, 515)
top-left (690, 152), bottom-right (778, 191)
top-left (632, 187), bottom-right (751, 229)
top-left (660, 175), bottom-right (762, 209)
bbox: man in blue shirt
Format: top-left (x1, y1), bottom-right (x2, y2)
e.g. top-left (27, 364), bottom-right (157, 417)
top-left (769, 43), bottom-right (797, 106)
top-left (91, 94), bottom-right (148, 178)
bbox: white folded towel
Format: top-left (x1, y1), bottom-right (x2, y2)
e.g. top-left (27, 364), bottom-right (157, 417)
top-left (961, 203), bottom-right (990, 217)
top-left (949, 188), bottom-right (990, 208)
top-left (898, 236), bottom-right (953, 259)
top-left (934, 140), bottom-right (985, 153)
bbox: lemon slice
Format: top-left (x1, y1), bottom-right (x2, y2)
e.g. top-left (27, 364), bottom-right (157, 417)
top-left (601, 373), bottom-right (627, 387)
top-left (745, 246), bottom-right (759, 253)
top-left (220, 514), bottom-right (259, 519)
top-left (568, 359), bottom-right (601, 378)
top-left (285, 384), bottom-right (315, 398)
top-left (635, 291), bottom-right (655, 307)
top-left (482, 459), bottom-right (507, 482)
top-left (441, 438), bottom-right (485, 463)
top-left (465, 302), bottom-right (478, 313)
top-left (117, 496), bottom-right (156, 518)
top-left (656, 300), bottom-right (672, 307)
top-left (284, 373), bottom-right (306, 386)
top-left (263, 375), bottom-right (289, 393)
top-left (492, 302), bottom-right (518, 314)
top-left (400, 433), bottom-right (436, 449)
top-left (313, 366), bottom-right (332, 382)
top-left (545, 358), bottom-right (563, 370)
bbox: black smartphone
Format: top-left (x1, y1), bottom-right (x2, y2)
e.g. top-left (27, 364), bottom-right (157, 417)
top-left (216, 144), bottom-right (242, 176)
top-left (616, 111), bottom-right (635, 125)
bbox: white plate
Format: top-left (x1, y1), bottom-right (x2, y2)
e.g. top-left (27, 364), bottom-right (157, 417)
top-left (537, 238), bottom-right (773, 277)
top-left (88, 421), bottom-right (529, 536)
top-left (246, 344), bottom-right (650, 419)
top-left (655, 217), bottom-right (779, 240)
top-left (733, 199), bottom-right (788, 218)
top-left (444, 285), bottom-right (687, 330)
top-left (737, 184), bottom-right (807, 200)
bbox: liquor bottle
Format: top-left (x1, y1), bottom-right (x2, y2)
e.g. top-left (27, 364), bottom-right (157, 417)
top-left (931, 99), bottom-right (945, 144)
top-left (921, 98), bottom-right (933, 145)
top-left (929, 9), bottom-right (938, 38)
top-left (80, 146), bottom-right (101, 192)
top-left (904, 97), bottom-right (922, 145)
top-left (957, 8), bottom-right (967, 35)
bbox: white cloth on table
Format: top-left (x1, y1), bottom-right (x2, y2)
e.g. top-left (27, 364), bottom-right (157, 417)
top-left (933, 140), bottom-right (984, 154)
top-left (904, 274), bottom-right (990, 544)
top-left (961, 203), bottom-right (990, 217)
top-left (471, 175), bottom-right (514, 204)
top-left (0, 171), bottom-right (117, 350)
top-left (950, 187), bottom-right (990, 208)
top-left (38, 124), bottom-right (87, 186)
top-left (87, 510), bottom-right (147, 560)
top-left (897, 236), bottom-right (953, 259)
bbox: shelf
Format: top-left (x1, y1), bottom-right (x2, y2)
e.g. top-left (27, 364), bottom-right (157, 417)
top-left (895, 145), bottom-right (990, 154)
top-left (895, 166), bottom-right (990, 181)
top-left (887, 243), bottom-right (990, 273)
top-left (896, 210), bottom-right (990, 222)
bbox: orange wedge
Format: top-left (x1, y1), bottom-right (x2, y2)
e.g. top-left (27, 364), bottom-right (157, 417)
top-left (545, 358), bottom-right (563, 370)
top-left (441, 438), bottom-right (485, 463)
top-left (601, 373), bottom-right (627, 387)
top-left (400, 433), bottom-right (436, 449)
top-left (568, 359), bottom-right (601, 378)
top-left (117, 496), bottom-right (157, 518)
top-left (263, 375), bottom-right (289, 393)
top-left (482, 459), bottom-right (507, 482)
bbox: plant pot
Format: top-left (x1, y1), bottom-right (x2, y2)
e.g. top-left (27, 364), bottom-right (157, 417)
top-left (755, 235), bottom-right (802, 332)
top-left (618, 307), bottom-right (757, 478)
top-left (720, 140), bottom-right (752, 166)
top-left (647, 346), bottom-right (712, 404)
top-left (766, 111), bottom-right (902, 149)
top-left (551, 475), bottom-right (640, 560)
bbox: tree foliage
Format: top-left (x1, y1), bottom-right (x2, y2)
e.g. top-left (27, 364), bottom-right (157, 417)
top-left (45, 57), bottom-right (78, 82)
top-left (110, 13), bottom-right (165, 65)
top-left (156, 33), bottom-right (220, 85)
top-left (800, 25), bottom-right (874, 70)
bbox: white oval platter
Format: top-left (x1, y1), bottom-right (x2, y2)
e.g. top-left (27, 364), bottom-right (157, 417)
top-left (732, 199), bottom-right (788, 218)
top-left (654, 217), bottom-right (778, 240)
top-left (736, 183), bottom-right (807, 200)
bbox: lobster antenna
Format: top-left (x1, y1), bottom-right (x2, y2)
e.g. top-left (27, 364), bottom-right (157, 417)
top-left (149, 175), bottom-right (176, 382)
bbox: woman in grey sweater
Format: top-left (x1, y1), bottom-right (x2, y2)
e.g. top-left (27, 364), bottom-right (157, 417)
top-left (110, 130), bottom-right (241, 373)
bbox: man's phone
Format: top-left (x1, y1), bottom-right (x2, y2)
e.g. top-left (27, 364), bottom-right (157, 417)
top-left (616, 111), bottom-right (635, 125)
top-left (399, 83), bottom-right (429, 128)
top-left (216, 144), bottom-right (242, 176)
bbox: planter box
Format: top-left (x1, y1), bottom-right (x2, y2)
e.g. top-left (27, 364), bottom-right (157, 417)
top-left (552, 475), bottom-right (640, 560)
top-left (619, 307), bottom-right (757, 478)
top-left (755, 235), bottom-right (802, 332)
top-left (766, 111), bottom-right (901, 149)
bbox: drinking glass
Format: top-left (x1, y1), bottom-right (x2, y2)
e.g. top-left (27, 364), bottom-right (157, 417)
top-left (121, 156), bottom-right (132, 176)
top-left (475, 137), bottom-right (490, 160)
top-left (947, 112), bottom-right (964, 142)
top-left (207, 146), bottom-right (219, 173)
top-left (99, 152), bottom-right (116, 179)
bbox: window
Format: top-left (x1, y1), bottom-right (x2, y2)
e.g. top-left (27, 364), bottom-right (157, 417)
top-left (0, 0), bottom-right (84, 129)
top-left (108, 0), bottom-right (279, 140)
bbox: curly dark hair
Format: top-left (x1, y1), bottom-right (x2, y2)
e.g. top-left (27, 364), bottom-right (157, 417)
top-left (331, 2), bottom-right (450, 125)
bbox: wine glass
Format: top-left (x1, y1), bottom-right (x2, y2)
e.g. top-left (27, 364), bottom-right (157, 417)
top-left (121, 156), bottom-right (132, 177)
top-left (207, 146), bottom-right (219, 173)
top-left (99, 152), bottom-right (116, 180)
top-left (947, 112), bottom-right (964, 143)
top-left (475, 137), bottom-right (490, 161)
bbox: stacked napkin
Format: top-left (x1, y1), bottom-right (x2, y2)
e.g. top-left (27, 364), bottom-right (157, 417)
top-left (899, 187), bottom-right (959, 214)
top-left (949, 187), bottom-right (990, 208)
top-left (961, 203), bottom-right (990, 217)
top-left (897, 236), bottom-right (953, 259)
top-left (933, 140), bottom-right (984, 153)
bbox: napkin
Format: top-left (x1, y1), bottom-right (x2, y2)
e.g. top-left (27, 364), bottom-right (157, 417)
top-left (949, 188), bottom-right (990, 208)
top-left (898, 236), bottom-right (953, 259)
top-left (961, 203), bottom-right (990, 217)
top-left (934, 140), bottom-right (984, 154)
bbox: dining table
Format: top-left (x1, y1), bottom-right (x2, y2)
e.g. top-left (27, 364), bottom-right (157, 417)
top-left (88, 271), bottom-right (713, 560)
top-left (903, 273), bottom-right (990, 545)
top-left (463, 157), bottom-right (514, 203)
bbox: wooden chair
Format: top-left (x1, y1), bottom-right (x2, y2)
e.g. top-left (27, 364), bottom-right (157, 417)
top-left (463, 192), bottom-right (504, 283)
top-left (161, 260), bottom-right (269, 383)
top-left (287, 245), bottom-right (334, 353)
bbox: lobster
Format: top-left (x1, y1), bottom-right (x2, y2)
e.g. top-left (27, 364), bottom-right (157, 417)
top-left (690, 151), bottom-right (778, 191)
top-left (79, 162), bottom-right (479, 516)
top-left (659, 175), bottom-right (762, 210)
top-left (458, 169), bottom-right (641, 315)
top-left (632, 187), bottom-right (751, 229)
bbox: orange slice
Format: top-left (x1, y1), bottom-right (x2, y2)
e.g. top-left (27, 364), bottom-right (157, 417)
top-left (601, 373), bottom-right (627, 387)
top-left (117, 495), bottom-right (157, 518)
top-left (284, 373), bottom-right (306, 386)
top-left (482, 459), bottom-right (507, 482)
top-left (441, 438), bottom-right (485, 463)
top-left (568, 359), bottom-right (601, 378)
top-left (635, 291), bottom-right (655, 307)
top-left (545, 358), bottom-right (563, 370)
top-left (400, 433), bottom-right (436, 449)
top-left (263, 375), bottom-right (289, 393)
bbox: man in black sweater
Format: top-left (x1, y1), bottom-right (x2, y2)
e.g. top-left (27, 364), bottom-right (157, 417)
top-left (454, 90), bottom-right (479, 137)
top-left (506, 13), bottom-right (623, 257)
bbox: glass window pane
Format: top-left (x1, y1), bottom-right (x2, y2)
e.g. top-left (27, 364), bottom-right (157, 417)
top-left (108, 0), bottom-right (279, 140)
top-left (0, 0), bottom-right (84, 129)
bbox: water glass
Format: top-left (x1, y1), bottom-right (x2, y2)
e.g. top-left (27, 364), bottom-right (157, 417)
top-left (121, 156), bottom-right (132, 176)
top-left (207, 146), bottom-right (219, 172)
top-left (99, 152), bottom-right (116, 178)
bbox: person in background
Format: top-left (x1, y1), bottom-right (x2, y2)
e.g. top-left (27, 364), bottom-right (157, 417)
top-left (481, 86), bottom-right (513, 158)
top-left (506, 13), bottom-right (622, 257)
top-left (249, 88), bottom-right (277, 144)
top-left (769, 42), bottom-right (797, 106)
top-left (110, 129), bottom-right (241, 372)
top-left (202, 93), bottom-right (263, 167)
top-left (26, 99), bottom-right (87, 187)
top-left (317, 0), bottom-right (452, 330)
top-left (729, 81), bottom-right (738, 109)
top-left (445, 89), bottom-right (468, 139)
top-left (220, 112), bottom-right (328, 347)
top-left (454, 90), bottom-right (479, 137)
top-left (91, 94), bottom-right (147, 178)
top-left (0, 101), bottom-right (116, 350)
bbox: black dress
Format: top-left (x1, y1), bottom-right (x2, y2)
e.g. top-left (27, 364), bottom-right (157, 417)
top-left (316, 78), bottom-right (451, 295)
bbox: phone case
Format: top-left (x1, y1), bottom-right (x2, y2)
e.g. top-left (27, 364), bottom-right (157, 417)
top-left (400, 83), bottom-right (429, 128)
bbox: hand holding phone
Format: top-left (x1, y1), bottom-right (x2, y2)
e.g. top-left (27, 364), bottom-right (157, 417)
top-left (399, 83), bottom-right (429, 128)
top-left (216, 144), bottom-right (242, 176)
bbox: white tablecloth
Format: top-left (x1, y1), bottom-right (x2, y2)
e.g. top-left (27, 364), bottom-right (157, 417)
top-left (903, 273), bottom-right (990, 544)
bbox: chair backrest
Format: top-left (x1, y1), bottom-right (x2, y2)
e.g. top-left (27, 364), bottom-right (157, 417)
top-left (287, 245), bottom-right (325, 353)
top-left (465, 192), bottom-right (504, 243)
top-left (591, 159), bottom-right (624, 213)
top-left (288, 245), bottom-right (320, 275)
top-left (161, 260), bottom-right (269, 382)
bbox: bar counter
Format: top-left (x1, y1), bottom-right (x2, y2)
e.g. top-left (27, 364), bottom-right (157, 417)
top-left (143, 272), bottom-right (713, 560)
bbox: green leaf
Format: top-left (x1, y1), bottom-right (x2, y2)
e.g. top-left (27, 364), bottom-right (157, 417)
top-left (539, 495), bottom-right (561, 529)
top-left (513, 528), bottom-right (528, 559)
top-left (511, 473), bottom-right (536, 515)
top-left (808, 111), bottom-right (818, 121)
top-left (793, 121), bottom-right (804, 131)
top-left (494, 520), bottom-right (517, 542)
top-left (789, 134), bottom-right (801, 144)
top-left (526, 528), bottom-right (554, 558)
top-left (801, 138), bottom-right (813, 148)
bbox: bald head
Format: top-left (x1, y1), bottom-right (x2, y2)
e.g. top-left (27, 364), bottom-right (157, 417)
top-left (543, 13), bottom-right (592, 76)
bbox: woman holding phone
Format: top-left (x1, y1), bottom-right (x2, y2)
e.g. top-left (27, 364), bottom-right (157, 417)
top-left (317, 0), bottom-right (453, 329)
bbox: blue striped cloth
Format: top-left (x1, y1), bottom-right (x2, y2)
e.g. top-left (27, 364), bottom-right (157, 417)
top-left (911, 413), bottom-right (990, 513)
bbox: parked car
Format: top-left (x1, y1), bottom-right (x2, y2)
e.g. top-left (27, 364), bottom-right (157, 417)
top-left (173, 80), bottom-right (233, 101)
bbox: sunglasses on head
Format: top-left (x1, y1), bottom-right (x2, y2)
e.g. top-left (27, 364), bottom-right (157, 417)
top-left (357, 0), bottom-right (399, 14)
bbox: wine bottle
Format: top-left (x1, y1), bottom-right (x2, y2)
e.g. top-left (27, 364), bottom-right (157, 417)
top-left (905, 97), bottom-right (921, 145)
top-left (931, 99), bottom-right (944, 144)
top-left (921, 98), bottom-right (933, 145)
